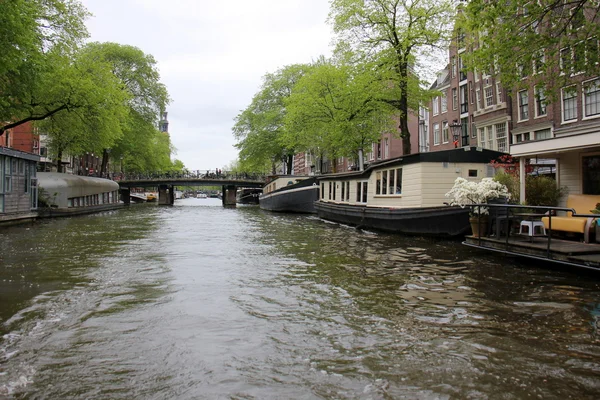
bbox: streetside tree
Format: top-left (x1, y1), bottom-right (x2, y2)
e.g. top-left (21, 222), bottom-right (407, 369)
top-left (77, 42), bottom-right (171, 173)
top-left (0, 0), bottom-right (90, 136)
top-left (460, 0), bottom-right (599, 95)
top-left (328, 0), bottom-right (456, 155)
top-left (36, 50), bottom-right (130, 172)
top-left (233, 64), bottom-right (310, 175)
top-left (283, 57), bottom-right (395, 172)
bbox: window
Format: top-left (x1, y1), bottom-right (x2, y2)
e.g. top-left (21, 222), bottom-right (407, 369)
top-left (484, 85), bottom-right (494, 107)
top-left (573, 40), bottom-right (586, 75)
top-left (583, 155), bottom-right (600, 195)
top-left (433, 123), bottom-right (440, 145)
top-left (441, 92), bottom-right (447, 113)
top-left (332, 182), bottom-right (336, 201)
top-left (459, 56), bottom-right (467, 81)
top-left (452, 88), bottom-right (457, 110)
top-left (570, 6), bottom-right (585, 32)
top-left (328, 182), bottom-right (332, 200)
top-left (584, 78), bottom-right (600, 118)
top-left (535, 86), bottom-right (547, 117)
top-left (495, 123), bottom-right (507, 152)
top-left (496, 82), bottom-right (503, 104)
top-left (4, 157), bottom-right (12, 193)
top-left (376, 168), bottom-right (402, 196)
top-left (344, 182), bottom-right (350, 202)
top-left (562, 86), bottom-right (577, 122)
top-left (457, 28), bottom-right (465, 50)
top-left (515, 132), bottom-right (531, 143)
top-left (460, 85), bottom-right (468, 114)
top-left (560, 47), bottom-right (571, 75)
top-left (533, 50), bottom-right (545, 75)
top-left (468, 170), bottom-right (478, 177)
top-left (469, 82), bottom-right (474, 104)
top-left (355, 182), bottom-right (368, 203)
top-left (461, 117), bottom-right (469, 146)
top-left (442, 121), bottom-right (449, 143)
top-left (321, 183), bottom-right (325, 199)
top-left (535, 128), bottom-right (551, 140)
top-left (451, 56), bottom-right (457, 78)
top-left (384, 138), bottom-right (389, 158)
top-left (432, 96), bottom-right (439, 115)
top-left (518, 90), bottom-right (529, 120)
top-left (586, 37), bottom-right (599, 65)
top-left (475, 87), bottom-right (481, 110)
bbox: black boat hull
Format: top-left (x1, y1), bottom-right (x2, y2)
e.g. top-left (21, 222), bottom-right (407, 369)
top-left (315, 201), bottom-right (471, 237)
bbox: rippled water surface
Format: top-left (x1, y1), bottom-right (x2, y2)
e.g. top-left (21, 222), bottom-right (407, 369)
top-left (1, 198), bottom-right (600, 399)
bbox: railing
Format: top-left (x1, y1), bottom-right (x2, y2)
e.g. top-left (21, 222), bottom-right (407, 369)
top-left (469, 202), bottom-right (600, 262)
top-left (80, 170), bottom-right (267, 182)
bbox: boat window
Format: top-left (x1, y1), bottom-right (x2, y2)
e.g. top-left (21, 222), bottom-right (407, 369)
top-left (345, 182), bottom-right (350, 202)
top-left (321, 183), bottom-right (325, 199)
top-left (469, 169), bottom-right (478, 177)
top-left (332, 182), bottom-right (336, 201)
top-left (341, 181), bottom-right (345, 200)
top-left (395, 168), bottom-right (403, 194)
top-left (328, 182), bottom-right (332, 200)
top-left (382, 171), bottom-right (388, 195)
top-left (362, 182), bottom-right (368, 203)
top-left (376, 171), bottom-right (381, 195)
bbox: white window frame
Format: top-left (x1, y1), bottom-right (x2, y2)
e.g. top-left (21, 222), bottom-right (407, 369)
top-left (561, 85), bottom-right (578, 123)
top-left (433, 123), bottom-right (440, 145)
top-left (441, 92), bottom-right (447, 113)
top-left (583, 78), bottom-right (600, 119)
top-left (518, 89), bottom-right (529, 121)
top-left (432, 96), bottom-right (439, 116)
top-left (534, 86), bottom-right (547, 118)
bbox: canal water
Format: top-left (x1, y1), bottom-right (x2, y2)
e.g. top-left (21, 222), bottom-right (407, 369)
top-left (1, 198), bottom-right (600, 399)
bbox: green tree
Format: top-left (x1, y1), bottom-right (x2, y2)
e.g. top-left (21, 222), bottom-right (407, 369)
top-left (233, 64), bottom-right (310, 174)
top-left (0, 0), bottom-right (90, 136)
top-left (284, 57), bottom-right (394, 171)
top-left (76, 42), bottom-right (171, 173)
top-left (329, 0), bottom-right (456, 155)
top-left (461, 1), bottom-right (599, 93)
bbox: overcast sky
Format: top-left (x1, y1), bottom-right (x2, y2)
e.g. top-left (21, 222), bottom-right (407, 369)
top-left (81, 0), bottom-right (333, 171)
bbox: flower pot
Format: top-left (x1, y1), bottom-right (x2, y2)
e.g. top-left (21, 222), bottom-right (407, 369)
top-left (469, 216), bottom-right (488, 237)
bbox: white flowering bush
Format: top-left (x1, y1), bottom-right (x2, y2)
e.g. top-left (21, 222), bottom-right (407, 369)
top-left (445, 177), bottom-right (510, 216)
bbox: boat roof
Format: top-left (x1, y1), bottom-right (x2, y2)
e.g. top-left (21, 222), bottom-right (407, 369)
top-left (318, 147), bottom-right (508, 181)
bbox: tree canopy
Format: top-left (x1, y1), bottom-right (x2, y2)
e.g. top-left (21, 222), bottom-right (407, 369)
top-left (0, 0), bottom-right (90, 136)
top-left (328, 0), bottom-right (456, 155)
top-left (233, 64), bottom-right (310, 174)
top-left (460, 0), bottom-right (599, 92)
top-left (284, 57), bottom-right (395, 171)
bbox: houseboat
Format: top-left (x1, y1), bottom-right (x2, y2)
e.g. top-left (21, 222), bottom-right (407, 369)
top-left (259, 176), bottom-right (319, 213)
top-left (0, 147), bottom-right (39, 225)
top-left (37, 172), bottom-right (124, 217)
top-left (236, 188), bottom-right (262, 205)
top-left (315, 147), bottom-right (507, 237)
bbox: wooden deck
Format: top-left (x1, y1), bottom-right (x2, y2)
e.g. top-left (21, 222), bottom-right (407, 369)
top-left (463, 234), bottom-right (600, 271)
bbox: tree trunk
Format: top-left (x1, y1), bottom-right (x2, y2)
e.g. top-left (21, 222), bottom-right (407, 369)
top-left (358, 148), bottom-right (364, 171)
top-left (286, 154), bottom-right (293, 175)
top-left (398, 57), bottom-right (411, 155)
top-left (56, 149), bottom-right (63, 173)
top-left (100, 149), bottom-right (110, 175)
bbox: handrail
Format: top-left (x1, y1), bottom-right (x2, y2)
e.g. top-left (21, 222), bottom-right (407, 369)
top-left (469, 202), bottom-right (600, 260)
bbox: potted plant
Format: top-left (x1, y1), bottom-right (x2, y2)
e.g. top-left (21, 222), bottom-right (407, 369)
top-left (445, 177), bottom-right (511, 236)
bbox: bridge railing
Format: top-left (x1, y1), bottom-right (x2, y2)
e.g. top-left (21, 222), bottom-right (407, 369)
top-left (107, 170), bottom-right (267, 182)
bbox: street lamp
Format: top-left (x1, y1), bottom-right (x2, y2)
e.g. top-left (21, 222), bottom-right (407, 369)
top-left (449, 119), bottom-right (462, 148)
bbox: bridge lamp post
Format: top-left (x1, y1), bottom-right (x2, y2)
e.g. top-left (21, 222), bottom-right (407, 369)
top-left (449, 119), bottom-right (462, 148)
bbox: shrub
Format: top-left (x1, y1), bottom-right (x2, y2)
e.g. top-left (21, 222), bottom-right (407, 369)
top-left (525, 175), bottom-right (566, 206)
top-left (493, 171), bottom-right (519, 201)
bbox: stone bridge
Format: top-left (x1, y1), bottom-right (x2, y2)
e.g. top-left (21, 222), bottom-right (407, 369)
top-left (115, 170), bottom-right (266, 206)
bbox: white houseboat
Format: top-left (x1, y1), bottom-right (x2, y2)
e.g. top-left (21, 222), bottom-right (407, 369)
top-left (315, 147), bottom-right (506, 237)
top-left (37, 172), bottom-right (124, 217)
